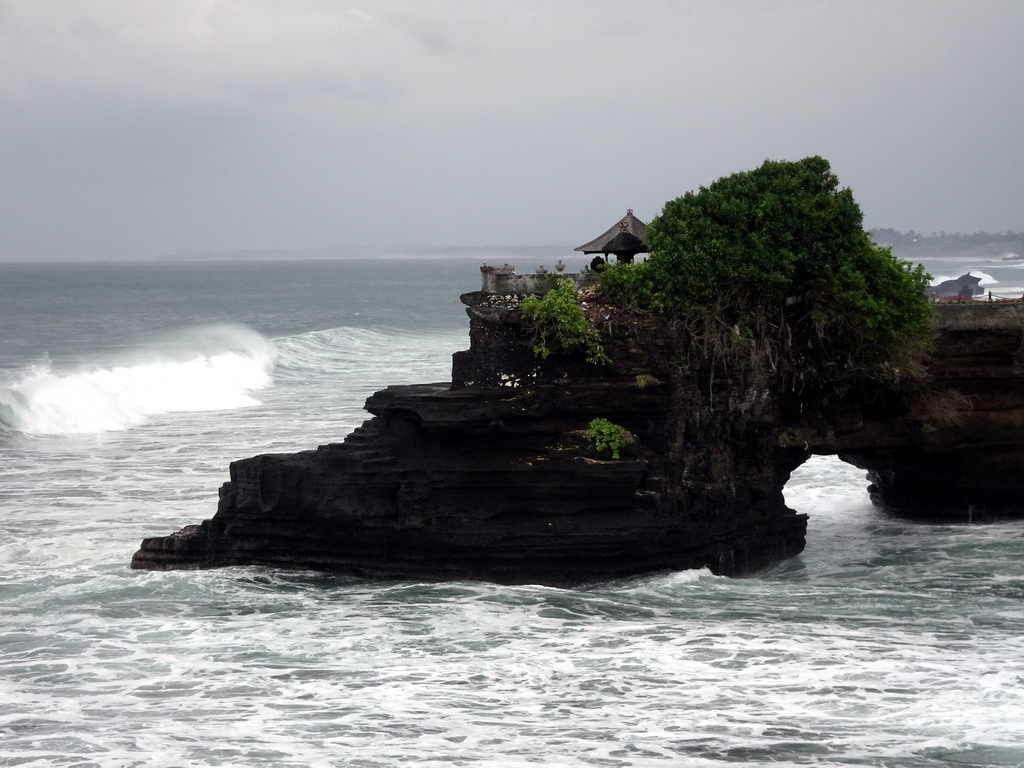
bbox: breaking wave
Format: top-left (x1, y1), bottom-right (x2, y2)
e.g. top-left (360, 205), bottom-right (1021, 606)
top-left (0, 324), bottom-right (275, 435)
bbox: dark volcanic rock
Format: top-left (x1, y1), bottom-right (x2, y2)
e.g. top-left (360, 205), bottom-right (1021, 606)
top-left (838, 301), bottom-right (1024, 520)
top-left (132, 285), bottom-right (1024, 584)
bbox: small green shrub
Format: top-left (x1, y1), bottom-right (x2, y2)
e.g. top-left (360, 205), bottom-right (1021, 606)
top-left (586, 418), bottom-right (629, 459)
top-left (634, 373), bottom-right (660, 389)
top-left (595, 260), bottom-right (664, 312)
top-left (519, 279), bottom-right (610, 365)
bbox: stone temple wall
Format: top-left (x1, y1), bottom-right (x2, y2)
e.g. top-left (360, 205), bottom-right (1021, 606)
top-left (479, 264), bottom-right (596, 294)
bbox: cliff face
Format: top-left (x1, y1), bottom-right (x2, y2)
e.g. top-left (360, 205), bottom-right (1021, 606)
top-left (837, 302), bottom-right (1024, 518)
top-left (131, 280), bottom-right (1024, 585)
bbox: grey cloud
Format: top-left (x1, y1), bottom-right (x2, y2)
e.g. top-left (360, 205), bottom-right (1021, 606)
top-left (1, 0), bottom-right (1022, 261)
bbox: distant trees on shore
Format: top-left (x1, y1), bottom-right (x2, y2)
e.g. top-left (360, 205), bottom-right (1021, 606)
top-left (870, 229), bottom-right (1024, 252)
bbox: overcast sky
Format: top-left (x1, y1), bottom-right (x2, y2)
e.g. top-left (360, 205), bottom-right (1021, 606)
top-left (1, 1), bottom-right (1022, 261)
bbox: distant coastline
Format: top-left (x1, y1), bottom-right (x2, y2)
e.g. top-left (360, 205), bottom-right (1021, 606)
top-left (157, 244), bottom-right (578, 263)
top-left (161, 232), bottom-right (1024, 264)
top-left (870, 229), bottom-right (1024, 263)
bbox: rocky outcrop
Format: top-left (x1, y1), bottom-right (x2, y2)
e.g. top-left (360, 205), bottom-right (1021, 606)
top-left (131, 280), bottom-right (1024, 585)
top-left (838, 301), bottom-right (1024, 519)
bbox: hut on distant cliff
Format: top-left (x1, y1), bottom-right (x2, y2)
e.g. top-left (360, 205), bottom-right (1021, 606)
top-left (575, 209), bottom-right (649, 265)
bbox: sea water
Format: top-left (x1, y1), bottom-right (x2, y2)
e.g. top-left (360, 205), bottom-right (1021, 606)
top-left (2, 256), bottom-right (1024, 767)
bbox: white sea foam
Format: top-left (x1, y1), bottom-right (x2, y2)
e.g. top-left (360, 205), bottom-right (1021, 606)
top-left (0, 324), bottom-right (275, 435)
top-left (970, 269), bottom-right (997, 285)
top-left (4, 263), bottom-right (1024, 767)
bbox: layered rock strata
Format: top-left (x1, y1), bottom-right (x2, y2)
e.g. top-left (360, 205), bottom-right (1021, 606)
top-left (132, 283), bottom-right (1024, 584)
top-left (839, 301), bottom-right (1024, 519)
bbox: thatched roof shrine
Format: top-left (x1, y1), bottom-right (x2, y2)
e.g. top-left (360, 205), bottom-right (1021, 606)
top-left (575, 209), bottom-right (649, 264)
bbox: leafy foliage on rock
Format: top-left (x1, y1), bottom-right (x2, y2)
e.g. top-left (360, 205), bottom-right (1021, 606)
top-left (519, 278), bottom-right (610, 365)
top-left (596, 156), bottom-right (933, 391)
top-left (586, 418), bottom-right (629, 459)
top-left (593, 260), bottom-right (665, 313)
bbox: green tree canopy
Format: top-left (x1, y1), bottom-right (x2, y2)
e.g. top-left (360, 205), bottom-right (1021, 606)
top-left (598, 156), bottom-right (933, 387)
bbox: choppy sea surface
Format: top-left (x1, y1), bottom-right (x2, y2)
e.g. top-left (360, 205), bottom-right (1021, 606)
top-left (2, 255), bottom-right (1024, 768)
